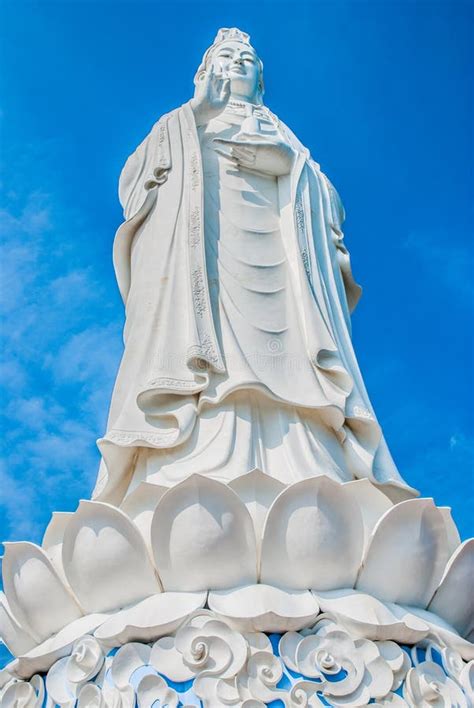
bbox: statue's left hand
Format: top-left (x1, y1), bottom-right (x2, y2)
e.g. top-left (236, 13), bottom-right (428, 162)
top-left (213, 137), bottom-right (295, 176)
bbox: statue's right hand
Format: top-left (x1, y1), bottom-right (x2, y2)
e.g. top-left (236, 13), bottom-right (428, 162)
top-left (190, 65), bottom-right (231, 126)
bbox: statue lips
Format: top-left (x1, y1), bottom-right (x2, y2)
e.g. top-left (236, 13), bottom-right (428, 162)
top-left (228, 65), bottom-right (246, 76)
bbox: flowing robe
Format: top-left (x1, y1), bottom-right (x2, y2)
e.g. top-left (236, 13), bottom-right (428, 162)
top-left (93, 101), bottom-right (416, 506)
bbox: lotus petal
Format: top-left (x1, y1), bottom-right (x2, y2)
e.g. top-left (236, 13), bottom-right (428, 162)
top-left (120, 482), bottom-right (168, 554)
top-left (356, 498), bottom-right (450, 607)
top-left (343, 479), bottom-right (392, 550)
top-left (208, 583), bottom-right (319, 633)
top-left (260, 476), bottom-right (364, 590)
top-left (438, 507), bottom-right (461, 555)
top-left (428, 539), bottom-right (474, 637)
top-left (312, 588), bottom-right (430, 644)
top-left (62, 500), bottom-right (161, 613)
top-left (94, 590), bottom-right (207, 644)
top-left (10, 613), bottom-right (109, 679)
top-left (229, 469), bottom-right (285, 551)
top-left (2, 542), bottom-right (83, 644)
top-left (0, 592), bottom-right (36, 657)
top-left (41, 512), bottom-right (73, 585)
top-left (151, 474), bottom-right (257, 591)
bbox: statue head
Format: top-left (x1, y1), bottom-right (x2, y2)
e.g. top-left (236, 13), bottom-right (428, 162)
top-left (194, 28), bottom-right (264, 105)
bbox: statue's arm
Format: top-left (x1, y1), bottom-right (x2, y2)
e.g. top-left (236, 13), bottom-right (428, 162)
top-left (323, 174), bottom-right (362, 313)
top-left (113, 113), bottom-right (175, 304)
top-left (118, 113), bottom-right (173, 222)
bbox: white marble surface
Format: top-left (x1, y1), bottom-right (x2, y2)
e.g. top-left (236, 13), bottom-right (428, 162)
top-left (92, 27), bottom-right (416, 506)
top-left (1, 474), bottom-right (473, 679)
top-left (2, 616), bottom-right (473, 707)
top-left (1, 29), bottom-right (472, 699)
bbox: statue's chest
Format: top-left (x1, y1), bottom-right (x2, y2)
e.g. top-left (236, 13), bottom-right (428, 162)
top-left (200, 111), bottom-right (287, 317)
top-left (200, 110), bottom-right (281, 230)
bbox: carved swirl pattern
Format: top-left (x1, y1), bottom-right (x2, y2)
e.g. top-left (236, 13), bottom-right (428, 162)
top-left (2, 615), bottom-right (473, 707)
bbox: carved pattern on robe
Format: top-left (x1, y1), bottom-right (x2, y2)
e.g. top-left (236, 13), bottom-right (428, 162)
top-left (189, 206), bottom-right (201, 248)
top-left (188, 334), bottom-right (220, 367)
top-left (295, 192), bottom-right (312, 282)
top-left (143, 116), bottom-right (172, 190)
top-left (145, 377), bottom-right (201, 391)
top-left (191, 267), bottom-right (206, 317)
top-left (180, 105), bottom-right (224, 372)
top-left (106, 429), bottom-right (178, 445)
top-left (190, 151), bottom-right (200, 191)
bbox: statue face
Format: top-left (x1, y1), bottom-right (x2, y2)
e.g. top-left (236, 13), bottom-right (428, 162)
top-left (209, 40), bottom-right (261, 102)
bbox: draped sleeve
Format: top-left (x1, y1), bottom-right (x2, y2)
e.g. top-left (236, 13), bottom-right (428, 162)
top-left (268, 109), bottom-right (361, 315)
top-left (113, 113), bottom-right (173, 303)
top-left (324, 175), bottom-right (362, 314)
top-left (119, 115), bottom-right (172, 220)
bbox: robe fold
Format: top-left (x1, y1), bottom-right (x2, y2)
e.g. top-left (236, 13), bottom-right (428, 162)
top-left (93, 101), bottom-right (416, 506)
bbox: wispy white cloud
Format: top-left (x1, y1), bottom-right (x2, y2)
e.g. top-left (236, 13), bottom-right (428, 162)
top-left (0, 147), bottom-right (123, 545)
top-left (407, 430), bottom-right (474, 539)
top-left (403, 231), bottom-right (473, 302)
top-left (449, 432), bottom-right (473, 454)
top-left (48, 323), bottom-right (121, 430)
top-left (0, 461), bottom-right (44, 543)
top-left (378, 391), bottom-right (474, 539)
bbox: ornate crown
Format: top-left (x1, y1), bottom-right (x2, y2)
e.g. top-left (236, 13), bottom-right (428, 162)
top-left (212, 27), bottom-right (250, 46)
top-left (194, 27), bottom-right (255, 82)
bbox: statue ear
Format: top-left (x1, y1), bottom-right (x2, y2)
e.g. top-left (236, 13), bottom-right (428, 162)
top-left (193, 69), bottom-right (207, 88)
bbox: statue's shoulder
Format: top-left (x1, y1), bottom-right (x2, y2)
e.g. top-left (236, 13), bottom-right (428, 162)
top-left (151, 106), bottom-right (183, 130)
top-left (125, 103), bottom-right (193, 169)
top-left (130, 105), bottom-right (185, 151)
top-left (118, 106), bottom-right (183, 216)
top-left (139, 107), bottom-right (180, 148)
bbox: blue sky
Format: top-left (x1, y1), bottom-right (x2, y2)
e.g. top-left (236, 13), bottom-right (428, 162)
top-left (0, 0), bottom-right (472, 545)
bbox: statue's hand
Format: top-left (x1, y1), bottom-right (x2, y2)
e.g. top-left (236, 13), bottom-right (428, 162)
top-left (213, 136), bottom-right (295, 176)
top-left (190, 65), bottom-right (231, 126)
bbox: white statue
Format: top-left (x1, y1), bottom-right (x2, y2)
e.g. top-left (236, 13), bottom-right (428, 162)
top-left (93, 27), bottom-right (416, 505)
top-left (2, 29), bottom-right (473, 704)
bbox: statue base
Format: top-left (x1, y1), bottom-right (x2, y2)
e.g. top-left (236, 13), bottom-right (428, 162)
top-left (1, 473), bottom-right (472, 706)
top-left (1, 611), bottom-right (473, 706)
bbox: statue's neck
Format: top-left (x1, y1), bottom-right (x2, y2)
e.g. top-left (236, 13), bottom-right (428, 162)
top-left (228, 93), bottom-right (262, 108)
